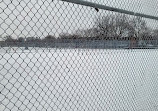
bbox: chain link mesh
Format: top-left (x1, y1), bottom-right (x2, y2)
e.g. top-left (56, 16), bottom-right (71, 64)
top-left (1, 0), bottom-right (158, 111)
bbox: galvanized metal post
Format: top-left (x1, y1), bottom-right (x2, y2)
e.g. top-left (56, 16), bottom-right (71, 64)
top-left (61, 0), bottom-right (158, 20)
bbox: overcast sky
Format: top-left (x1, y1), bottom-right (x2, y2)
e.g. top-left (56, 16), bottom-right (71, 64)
top-left (0, 0), bottom-right (158, 40)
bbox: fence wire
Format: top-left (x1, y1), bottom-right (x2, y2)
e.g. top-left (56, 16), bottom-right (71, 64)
top-left (1, 0), bottom-right (158, 111)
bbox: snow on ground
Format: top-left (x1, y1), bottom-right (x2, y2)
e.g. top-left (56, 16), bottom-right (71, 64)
top-left (0, 47), bottom-right (158, 111)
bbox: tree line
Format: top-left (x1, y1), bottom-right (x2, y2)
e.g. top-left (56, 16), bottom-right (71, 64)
top-left (1, 14), bottom-right (158, 48)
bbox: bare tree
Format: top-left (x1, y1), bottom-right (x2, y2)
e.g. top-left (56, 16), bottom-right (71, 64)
top-left (129, 17), bottom-right (147, 40)
top-left (112, 14), bottom-right (131, 39)
top-left (151, 29), bottom-right (158, 45)
top-left (95, 15), bottom-right (115, 39)
top-left (95, 14), bottom-right (132, 40)
top-left (152, 29), bottom-right (158, 39)
top-left (43, 35), bottom-right (56, 42)
top-left (3, 35), bottom-right (15, 42)
top-left (18, 37), bottom-right (25, 42)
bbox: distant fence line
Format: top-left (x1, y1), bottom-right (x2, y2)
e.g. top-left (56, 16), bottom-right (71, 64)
top-left (1, 38), bottom-right (158, 49)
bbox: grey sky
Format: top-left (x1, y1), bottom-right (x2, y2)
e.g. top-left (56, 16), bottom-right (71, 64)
top-left (0, 0), bottom-right (158, 40)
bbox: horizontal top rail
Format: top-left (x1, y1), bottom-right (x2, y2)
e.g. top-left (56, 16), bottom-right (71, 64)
top-left (61, 0), bottom-right (158, 20)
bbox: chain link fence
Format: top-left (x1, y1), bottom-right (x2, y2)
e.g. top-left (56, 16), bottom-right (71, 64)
top-left (1, 0), bottom-right (158, 111)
